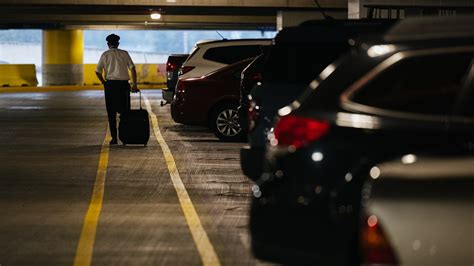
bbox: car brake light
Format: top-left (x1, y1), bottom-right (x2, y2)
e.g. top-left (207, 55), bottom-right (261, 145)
top-left (179, 66), bottom-right (195, 76)
top-left (273, 115), bottom-right (330, 149)
top-left (167, 62), bottom-right (176, 72)
top-left (360, 215), bottom-right (398, 265)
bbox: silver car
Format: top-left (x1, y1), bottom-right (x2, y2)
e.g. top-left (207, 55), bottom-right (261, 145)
top-left (359, 154), bottom-right (474, 265)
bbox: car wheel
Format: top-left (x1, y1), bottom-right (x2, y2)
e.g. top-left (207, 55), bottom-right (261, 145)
top-left (211, 103), bottom-right (244, 141)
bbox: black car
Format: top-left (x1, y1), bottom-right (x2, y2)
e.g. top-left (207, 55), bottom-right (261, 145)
top-left (162, 54), bottom-right (188, 104)
top-left (240, 19), bottom-right (394, 181)
top-left (250, 16), bottom-right (474, 264)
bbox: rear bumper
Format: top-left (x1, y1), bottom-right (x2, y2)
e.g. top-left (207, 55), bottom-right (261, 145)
top-left (170, 100), bottom-right (186, 124)
top-left (170, 99), bottom-right (207, 126)
top-left (240, 146), bottom-right (265, 181)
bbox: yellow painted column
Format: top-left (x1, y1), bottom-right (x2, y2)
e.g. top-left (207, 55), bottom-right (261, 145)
top-left (42, 30), bottom-right (83, 86)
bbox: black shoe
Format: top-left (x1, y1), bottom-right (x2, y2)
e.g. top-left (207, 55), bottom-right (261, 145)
top-left (109, 139), bottom-right (118, 145)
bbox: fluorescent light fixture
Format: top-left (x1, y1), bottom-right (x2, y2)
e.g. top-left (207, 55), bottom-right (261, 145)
top-left (150, 12), bottom-right (162, 20)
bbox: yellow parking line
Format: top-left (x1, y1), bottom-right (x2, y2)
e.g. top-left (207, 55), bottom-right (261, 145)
top-left (144, 97), bottom-right (221, 266)
top-left (73, 128), bottom-right (110, 266)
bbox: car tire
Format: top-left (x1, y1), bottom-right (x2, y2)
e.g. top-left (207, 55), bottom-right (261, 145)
top-left (210, 103), bottom-right (244, 142)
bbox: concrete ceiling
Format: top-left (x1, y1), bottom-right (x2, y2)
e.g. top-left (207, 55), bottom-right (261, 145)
top-left (0, 0), bottom-right (347, 30)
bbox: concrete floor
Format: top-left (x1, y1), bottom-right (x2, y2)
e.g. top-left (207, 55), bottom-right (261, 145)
top-left (0, 90), bottom-right (270, 265)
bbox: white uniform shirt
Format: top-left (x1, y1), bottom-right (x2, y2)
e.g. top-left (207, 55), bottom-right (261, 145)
top-left (96, 48), bottom-right (135, 80)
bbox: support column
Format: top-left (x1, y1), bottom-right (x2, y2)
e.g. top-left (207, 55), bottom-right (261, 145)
top-left (42, 30), bottom-right (83, 86)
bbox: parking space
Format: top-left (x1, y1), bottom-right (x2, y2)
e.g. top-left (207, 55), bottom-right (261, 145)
top-left (0, 90), bottom-right (271, 265)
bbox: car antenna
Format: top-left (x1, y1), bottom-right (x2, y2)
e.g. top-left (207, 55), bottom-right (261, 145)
top-left (216, 31), bottom-right (227, 40)
top-left (313, 0), bottom-right (333, 20)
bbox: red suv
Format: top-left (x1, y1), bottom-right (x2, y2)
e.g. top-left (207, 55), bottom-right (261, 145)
top-left (171, 58), bottom-right (254, 141)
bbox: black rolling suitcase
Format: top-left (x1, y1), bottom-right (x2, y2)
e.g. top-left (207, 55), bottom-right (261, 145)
top-left (119, 91), bottom-right (150, 146)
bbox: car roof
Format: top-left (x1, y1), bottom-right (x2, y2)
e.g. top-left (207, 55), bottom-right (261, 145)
top-left (384, 15), bottom-right (474, 43)
top-left (196, 39), bottom-right (272, 47)
top-left (275, 19), bottom-right (394, 45)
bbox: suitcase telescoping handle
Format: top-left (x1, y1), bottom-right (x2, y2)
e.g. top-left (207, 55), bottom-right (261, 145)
top-left (131, 89), bottom-right (142, 110)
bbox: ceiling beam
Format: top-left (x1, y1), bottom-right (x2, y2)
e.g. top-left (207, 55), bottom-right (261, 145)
top-left (0, 0), bottom-right (346, 8)
top-left (0, 1), bottom-right (347, 30)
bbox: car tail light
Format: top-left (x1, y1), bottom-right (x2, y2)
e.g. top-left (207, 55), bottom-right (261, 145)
top-left (166, 61), bottom-right (177, 72)
top-left (360, 215), bottom-right (398, 265)
top-left (175, 81), bottom-right (186, 100)
top-left (273, 115), bottom-right (330, 149)
top-left (179, 66), bottom-right (195, 76)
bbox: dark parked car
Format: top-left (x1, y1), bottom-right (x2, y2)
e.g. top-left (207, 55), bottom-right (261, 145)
top-left (171, 58), bottom-right (254, 141)
top-left (240, 19), bottom-right (394, 181)
top-left (162, 54), bottom-right (188, 104)
top-left (249, 16), bottom-right (474, 264)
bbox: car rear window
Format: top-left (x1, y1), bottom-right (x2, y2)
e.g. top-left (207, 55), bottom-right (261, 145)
top-left (203, 45), bottom-right (264, 64)
top-left (351, 52), bottom-right (474, 116)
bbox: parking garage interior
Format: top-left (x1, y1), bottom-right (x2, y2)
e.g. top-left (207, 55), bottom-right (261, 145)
top-left (1, 1), bottom-right (473, 265)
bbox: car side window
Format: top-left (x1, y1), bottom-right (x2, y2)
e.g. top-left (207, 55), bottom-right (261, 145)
top-left (203, 45), bottom-right (263, 64)
top-left (352, 52), bottom-right (474, 115)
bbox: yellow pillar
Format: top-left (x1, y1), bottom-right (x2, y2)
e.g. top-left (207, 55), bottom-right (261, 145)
top-left (42, 30), bottom-right (83, 86)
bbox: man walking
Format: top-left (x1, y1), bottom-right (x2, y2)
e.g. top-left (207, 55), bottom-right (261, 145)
top-left (95, 33), bottom-right (139, 145)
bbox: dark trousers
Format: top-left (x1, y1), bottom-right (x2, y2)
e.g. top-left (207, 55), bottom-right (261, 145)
top-left (104, 80), bottom-right (131, 139)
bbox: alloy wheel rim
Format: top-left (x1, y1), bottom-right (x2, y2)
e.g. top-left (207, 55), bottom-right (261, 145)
top-left (216, 109), bottom-right (241, 137)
